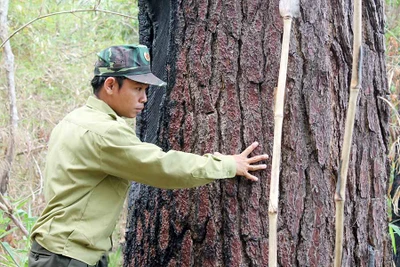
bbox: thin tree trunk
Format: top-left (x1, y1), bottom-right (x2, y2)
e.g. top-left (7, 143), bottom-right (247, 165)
top-left (0, 0), bottom-right (18, 194)
top-left (124, 0), bottom-right (390, 266)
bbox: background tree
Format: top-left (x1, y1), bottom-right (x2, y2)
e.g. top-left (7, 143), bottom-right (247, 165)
top-left (0, 0), bottom-right (17, 194)
top-left (124, 0), bottom-right (391, 266)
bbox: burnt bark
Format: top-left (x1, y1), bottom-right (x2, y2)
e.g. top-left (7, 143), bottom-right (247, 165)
top-left (125, 0), bottom-right (391, 266)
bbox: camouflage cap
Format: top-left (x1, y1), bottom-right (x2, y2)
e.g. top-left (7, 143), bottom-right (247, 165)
top-left (94, 44), bottom-right (166, 86)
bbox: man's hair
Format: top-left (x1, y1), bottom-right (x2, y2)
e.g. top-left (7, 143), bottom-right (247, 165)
top-left (91, 76), bottom-right (126, 96)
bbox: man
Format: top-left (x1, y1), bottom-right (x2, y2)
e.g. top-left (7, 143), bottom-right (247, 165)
top-left (29, 44), bottom-right (268, 267)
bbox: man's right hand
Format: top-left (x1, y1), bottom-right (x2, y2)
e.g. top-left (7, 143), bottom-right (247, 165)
top-left (215, 141), bottom-right (269, 181)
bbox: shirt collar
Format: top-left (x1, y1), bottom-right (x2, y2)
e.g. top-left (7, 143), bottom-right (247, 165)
top-left (86, 96), bottom-right (119, 120)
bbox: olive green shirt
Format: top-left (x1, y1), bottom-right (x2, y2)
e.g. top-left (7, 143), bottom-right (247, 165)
top-left (31, 96), bottom-right (236, 265)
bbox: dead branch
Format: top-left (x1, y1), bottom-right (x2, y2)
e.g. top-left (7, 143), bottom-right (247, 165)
top-left (16, 145), bottom-right (47, 156)
top-left (0, 8), bottom-right (137, 49)
top-left (0, 193), bottom-right (28, 237)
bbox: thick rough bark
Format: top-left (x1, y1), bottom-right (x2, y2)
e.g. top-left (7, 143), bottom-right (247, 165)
top-left (125, 0), bottom-right (390, 266)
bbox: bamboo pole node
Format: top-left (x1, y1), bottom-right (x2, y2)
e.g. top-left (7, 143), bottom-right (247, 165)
top-left (268, 210), bottom-right (278, 214)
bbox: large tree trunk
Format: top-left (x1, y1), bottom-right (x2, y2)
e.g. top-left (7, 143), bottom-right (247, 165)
top-left (124, 0), bottom-right (391, 266)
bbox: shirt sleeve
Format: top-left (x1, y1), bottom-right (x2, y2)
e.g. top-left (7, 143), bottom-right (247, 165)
top-left (98, 122), bottom-right (237, 189)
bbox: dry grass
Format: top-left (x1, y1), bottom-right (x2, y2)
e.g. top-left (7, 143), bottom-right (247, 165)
top-left (386, 1), bottom-right (400, 216)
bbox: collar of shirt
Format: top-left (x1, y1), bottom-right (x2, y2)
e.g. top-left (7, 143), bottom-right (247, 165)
top-left (86, 96), bottom-right (125, 123)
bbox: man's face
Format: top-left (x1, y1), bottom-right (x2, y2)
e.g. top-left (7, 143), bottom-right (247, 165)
top-left (106, 78), bottom-right (149, 118)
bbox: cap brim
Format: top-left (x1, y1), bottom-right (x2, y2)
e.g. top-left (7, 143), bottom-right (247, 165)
top-left (125, 73), bottom-right (167, 86)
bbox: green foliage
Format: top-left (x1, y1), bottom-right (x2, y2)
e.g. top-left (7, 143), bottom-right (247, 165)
top-left (386, 0), bottom-right (400, 54)
top-left (108, 246), bottom-right (123, 267)
top-left (386, 0), bottom-right (400, 6)
top-left (0, 196), bottom-right (37, 267)
top-left (390, 222), bottom-right (400, 255)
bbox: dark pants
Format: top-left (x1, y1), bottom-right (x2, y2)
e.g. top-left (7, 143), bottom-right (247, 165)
top-left (29, 240), bottom-right (108, 267)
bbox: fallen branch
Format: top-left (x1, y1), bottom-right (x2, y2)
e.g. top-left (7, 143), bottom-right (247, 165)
top-left (0, 8), bottom-right (137, 49)
top-left (32, 156), bottom-right (44, 195)
top-left (0, 193), bottom-right (28, 237)
top-left (16, 145), bottom-right (47, 156)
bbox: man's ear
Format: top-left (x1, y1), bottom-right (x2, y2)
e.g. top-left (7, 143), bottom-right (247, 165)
top-left (104, 77), bottom-right (116, 95)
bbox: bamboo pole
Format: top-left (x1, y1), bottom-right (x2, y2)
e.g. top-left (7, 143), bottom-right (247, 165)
top-left (268, 1), bottom-right (299, 266)
top-left (334, 0), bottom-right (363, 265)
